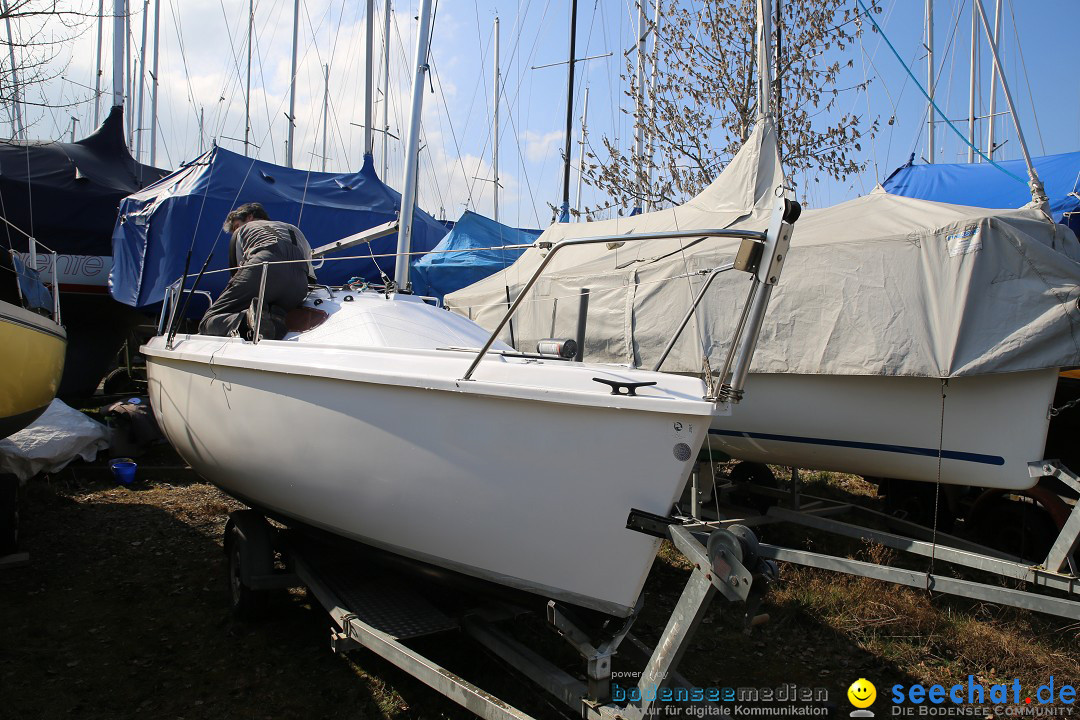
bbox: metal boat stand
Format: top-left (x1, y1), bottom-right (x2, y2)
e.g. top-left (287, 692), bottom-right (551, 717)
top-left (686, 460), bottom-right (1080, 620)
top-left (224, 510), bottom-right (774, 720)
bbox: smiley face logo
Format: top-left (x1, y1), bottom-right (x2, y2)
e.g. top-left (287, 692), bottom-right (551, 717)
top-left (847, 678), bottom-right (876, 709)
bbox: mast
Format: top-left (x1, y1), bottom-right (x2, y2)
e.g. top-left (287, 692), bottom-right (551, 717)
top-left (149, 0), bottom-right (160, 165)
top-left (135, 0), bottom-right (148, 160)
top-left (925, 0), bottom-right (934, 162)
top-left (244, 0), bottom-right (252, 157)
top-left (198, 106), bottom-right (204, 154)
top-left (644, 0), bottom-right (660, 212)
top-left (94, 0), bottom-right (104, 126)
top-left (381, 0), bottom-right (391, 177)
top-left (633, 0), bottom-right (646, 213)
top-left (392, 0), bottom-right (434, 289)
top-left (756, 0), bottom-right (773, 121)
top-left (2, 0), bottom-right (23, 139)
top-left (974, 0), bottom-right (1046, 207)
top-left (986, 0), bottom-right (1001, 160)
top-left (775, 0), bottom-right (781, 160)
top-left (558, 0), bottom-right (578, 222)
top-left (575, 86), bottom-right (589, 219)
top-left (322, 64), bottom-right (329, 171)
top-left (69, 117), bottom-right (78, 142)
top-left (493, 16), bottom-right (499, 223)
top-left (967, 2), bottom-right (977, 162)
top-left (364, 0), bottom-right (374, 157)
top-left (286, 0), bottom-right (298, 167)
top-left (126, 7), bottom-right (133, 143)
top-left (112, 0), bottom-right (126, 109)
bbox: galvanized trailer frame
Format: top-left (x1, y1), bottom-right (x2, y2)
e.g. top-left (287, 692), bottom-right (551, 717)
top-left (227, 513), bottom-right (772, 720)
top-left (684, 460), bottom-right (1080, 620)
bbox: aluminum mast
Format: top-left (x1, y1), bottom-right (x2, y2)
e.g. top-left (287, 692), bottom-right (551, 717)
top-left (974, 0), bottom-right (1047, 207)
top-left (286, 0), bottom-right (299, 167)
top-left (112, 0), bottom-right (126, 109)
top-left (493, 16), bottom-right (500, 222)
top-left (985, 0), bottom-right (1002, 160)
top-left (94, 0), bottom-right (104, 126)
top-left (392, 0), bottom-right (434, 289)
top-left (926, 0), bottom-right (934, 162)
top-left (149, 0), bottom-right (160, 165)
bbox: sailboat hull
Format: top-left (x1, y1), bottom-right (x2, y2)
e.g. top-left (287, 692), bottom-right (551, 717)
top-left (145, 332), bottom-right (711, 617)
top-left (0, 300), bottom-right (66, 438)
top-left (708, 369), bottom-right (1059, 490)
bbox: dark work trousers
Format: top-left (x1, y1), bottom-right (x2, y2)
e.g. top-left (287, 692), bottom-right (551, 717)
top-left (198, 248), bottom-right (309, 338)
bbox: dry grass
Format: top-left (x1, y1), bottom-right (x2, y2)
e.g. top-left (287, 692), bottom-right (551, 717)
top-left (2, 452), bottom-right (1077, 719)
top-left (768, 542), bottom-right (1080, 692)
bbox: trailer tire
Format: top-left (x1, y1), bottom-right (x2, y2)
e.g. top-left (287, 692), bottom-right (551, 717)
top-left (728, 462), bottom-right (778, 513)
top-left (969, 488), bottom-right (1068, 565)
top-left (0, 475), bottom-right (18, 556)
top-left (225, 510), bottom-right (274, 620)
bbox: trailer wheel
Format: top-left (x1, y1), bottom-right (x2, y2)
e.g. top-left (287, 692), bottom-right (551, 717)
top-left (728, 462), bottom-right (778, 512)
top-left (880, 478), bottom-right (956, 533)
top-left (224, 510), bottom-right (274, 620)
top-left (968, 488), bottom-right (1066, 564)
top-left (0, 475), bottom-right (18, 556)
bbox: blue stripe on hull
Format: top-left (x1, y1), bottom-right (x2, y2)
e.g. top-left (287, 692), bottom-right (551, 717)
top-left (708, 428), bottom-right (1005, 466)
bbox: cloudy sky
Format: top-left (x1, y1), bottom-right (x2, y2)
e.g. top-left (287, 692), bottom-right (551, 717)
top-left (8, 0), bottom-right (1080, 229)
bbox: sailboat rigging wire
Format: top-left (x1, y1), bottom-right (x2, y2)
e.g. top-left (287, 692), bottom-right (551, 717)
top-left (854, 0), bottom-right (1024, 183)
top-left (902, 0), bottom-right (966, 162)
top-left (167, 0), bottom-right (202, 159)
top-left (1007, 0), bottom-right (1045, 156)
top-left (858, 35), bottom-right (879, 183)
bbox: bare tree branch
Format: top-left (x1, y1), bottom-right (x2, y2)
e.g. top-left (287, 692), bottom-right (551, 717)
top-left (581, 0), bottom-right (880, 217)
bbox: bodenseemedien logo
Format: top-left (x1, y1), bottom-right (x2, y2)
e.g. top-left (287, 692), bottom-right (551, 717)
top-left (848, 678), bottom-right (877, 717)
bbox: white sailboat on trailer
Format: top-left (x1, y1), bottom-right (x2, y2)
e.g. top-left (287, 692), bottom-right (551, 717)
top-left (141, 0), bottom-right (801, 618)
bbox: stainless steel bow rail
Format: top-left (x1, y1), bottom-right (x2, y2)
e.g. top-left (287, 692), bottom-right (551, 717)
top-left (461, 198), bottom-right (801, 400)
top-left (224, 509), bottom-right (776, 720)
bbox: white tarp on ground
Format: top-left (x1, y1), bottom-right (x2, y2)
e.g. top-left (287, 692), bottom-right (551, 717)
top-left (447, 120), bottom-right (1080, 378)
top-left (0, 399), bottom-right (109, 481)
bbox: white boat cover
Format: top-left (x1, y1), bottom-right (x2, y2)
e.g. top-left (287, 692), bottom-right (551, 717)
top-left (446, 121), bottom-right (1080, 378)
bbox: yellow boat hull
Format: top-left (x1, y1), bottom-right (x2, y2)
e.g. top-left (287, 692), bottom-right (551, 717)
top-left (0, 300), bottom-right (66, 438)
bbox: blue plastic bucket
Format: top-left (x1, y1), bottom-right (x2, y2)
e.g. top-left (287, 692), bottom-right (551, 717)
top-left (110, 458), bottom-right (138, 485)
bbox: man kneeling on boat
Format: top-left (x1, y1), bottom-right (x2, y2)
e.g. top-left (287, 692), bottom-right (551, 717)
top-left (199, 202), bottom-right (314, 340)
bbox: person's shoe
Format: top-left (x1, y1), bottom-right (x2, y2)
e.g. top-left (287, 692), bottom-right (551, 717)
top-left (244, 300), bottom-right (265, 341)
top-left (246, 302), bottom-right (291, 341)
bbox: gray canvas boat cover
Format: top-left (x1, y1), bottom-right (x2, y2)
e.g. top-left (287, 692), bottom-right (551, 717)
top-left (446, 121), bottom-right (1080, 378)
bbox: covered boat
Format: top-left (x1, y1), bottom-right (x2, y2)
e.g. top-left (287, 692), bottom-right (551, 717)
top-left (410, 210), bottom-right (541, 302)
top-left (111, 148), bottom-right (448, 312)
top-left (447, 121), bottom-right (1080, 491)
top-left (0, 106), bottom-right (167, 396)
top-left (883, 150), bottom-right (1080, 234)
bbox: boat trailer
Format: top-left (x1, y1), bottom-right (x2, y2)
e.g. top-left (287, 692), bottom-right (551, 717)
top-left (683, 459), bottom-right (1080, 621)
top-left (223, 509), bottom-right (777, 720)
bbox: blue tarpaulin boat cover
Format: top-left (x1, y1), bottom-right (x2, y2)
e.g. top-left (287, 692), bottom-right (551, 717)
top-left (410, 210), bottom-right (541, 301)
top-left (111, 146), bottom-right (447, 309)
top-left (883, 151), bottom-right (1080, 233)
